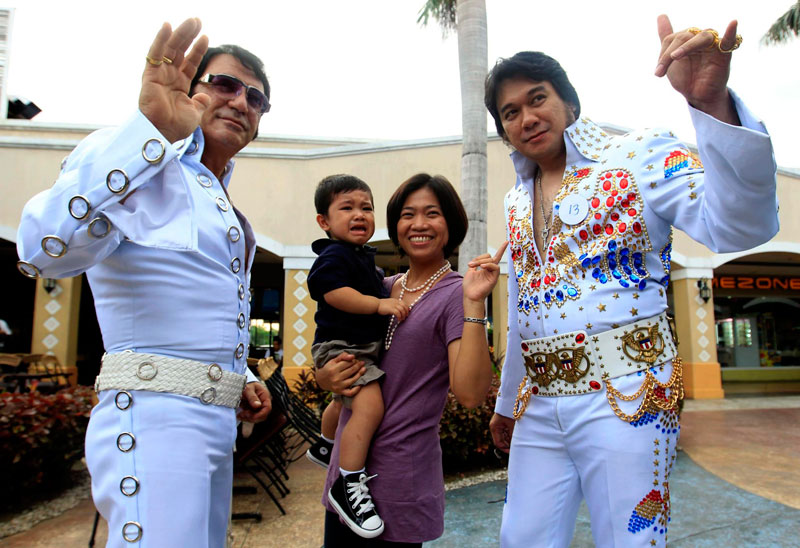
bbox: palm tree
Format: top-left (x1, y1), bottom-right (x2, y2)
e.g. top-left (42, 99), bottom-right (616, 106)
top-left (419, 0), bottom-right (488, 273)
top-left (762, 1), bottom-right (800, 45)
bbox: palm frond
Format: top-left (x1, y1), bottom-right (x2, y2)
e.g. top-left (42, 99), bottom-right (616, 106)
top-left (417, 0), bottom-right (457, 35)
top-left (762, 1), bottom-right (800, 45)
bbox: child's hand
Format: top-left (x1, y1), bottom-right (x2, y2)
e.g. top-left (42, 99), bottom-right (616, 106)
top-left (377, 298), bottom-right (410, 321)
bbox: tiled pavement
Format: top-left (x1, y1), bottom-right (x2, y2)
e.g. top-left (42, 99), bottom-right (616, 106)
top-left (2, 395), bottom-right (799, 547)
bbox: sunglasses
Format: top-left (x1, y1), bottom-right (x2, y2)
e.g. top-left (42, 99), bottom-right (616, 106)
top-left (197, 73), bottom-right (271, 114)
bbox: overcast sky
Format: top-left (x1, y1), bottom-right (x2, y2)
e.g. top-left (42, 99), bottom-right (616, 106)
top-left (4, 0), bottom-right (799, 168)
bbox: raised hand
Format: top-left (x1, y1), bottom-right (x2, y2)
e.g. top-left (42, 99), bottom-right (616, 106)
top-left (654, 14), bottom-right (741, 124)
top-left (138, 18), bottom-right (211, 143)
top-left (464, 241), bottom-right (508, 303)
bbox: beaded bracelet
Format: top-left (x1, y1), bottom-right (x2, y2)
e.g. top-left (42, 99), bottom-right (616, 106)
top-left (463, 317), bottom-right (487, 325)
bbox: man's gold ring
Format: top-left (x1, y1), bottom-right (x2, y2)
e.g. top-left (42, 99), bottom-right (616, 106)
top-left (162, 56), bottom-right (174, 65)
top-left (718, 34), bottom-right (743, 53)
top-left (145, 55), bottom-right (163, 66)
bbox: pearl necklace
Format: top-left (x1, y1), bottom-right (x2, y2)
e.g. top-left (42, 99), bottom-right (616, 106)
top-left (385, 261), bottom-right (452, 350)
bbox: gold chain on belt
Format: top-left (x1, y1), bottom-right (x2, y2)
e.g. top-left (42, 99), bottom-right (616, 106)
top-left (605, 358), bottom-right (684, 423)
top-left (512, 358), bottom-right (684, 422)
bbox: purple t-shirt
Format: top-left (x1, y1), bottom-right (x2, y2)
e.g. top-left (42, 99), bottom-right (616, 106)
top-left (322, 271), bottom-right (464, 543)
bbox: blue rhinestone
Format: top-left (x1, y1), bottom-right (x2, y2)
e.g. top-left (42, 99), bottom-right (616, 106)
top-left (630, 274), bottom-right (640, 282)
top-left (608, 251), bottom-right (616, 261)
top-left (592, 255), bottom-right (602, 265)
top-left (639, 280), bottom-right (647, 290)
top-left (609, 260), bottom-right (618, 270)
top-left (533, 296), bottom-right (539, 305)
top-left (582, 258), bottom-right (592, 268)
top-left (608, 240), bottom-right (617, 251)
top-left (623, 265), bottom-right (633, 275)
top-left (600, 273), bottom-right (609, 283)
top-left (637, 267), bottom-right (648, 276)
top-left (620, 280), bottom-right (630, 288)
top-left (567, 287), bottom-right (578, 297)
top-left (544, 293), bottom-right (551, 303)
top-left (612, 269), bottom-right (622, 279)
top-left (633, 252), bottom-right (642, 260)
top-left (579, 253), bottom-right (587, 260)
top-left (592, 268), bottom-right (601, 279)
top-left (620, 248), bottom-right (630, 256)
top-left (621, 255), bottom-right (630, 266)
top-left (556, 290), bottom-right (564, 301)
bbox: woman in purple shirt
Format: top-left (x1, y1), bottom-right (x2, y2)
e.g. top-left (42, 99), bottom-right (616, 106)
top-left (316, 173), bottom-right (507, 546)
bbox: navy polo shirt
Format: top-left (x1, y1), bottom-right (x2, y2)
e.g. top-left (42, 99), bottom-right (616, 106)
top-left (308, 239), bottom-right (389, 345)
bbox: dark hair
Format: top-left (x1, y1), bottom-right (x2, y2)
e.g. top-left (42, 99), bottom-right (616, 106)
top-left (386, 173), bottom-right (467, 259)
top-left (484, 51), bottom-right (580, 140)
top-left (190, 44), bottom-right (270, 139)
top-left (314, 174), bottom-right (374, 215)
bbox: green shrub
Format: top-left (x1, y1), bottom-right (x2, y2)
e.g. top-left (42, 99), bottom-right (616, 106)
top-left (0, 386), bottom-right (94, 501)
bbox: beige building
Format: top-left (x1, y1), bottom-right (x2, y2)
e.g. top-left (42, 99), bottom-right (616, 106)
top-left (2, 118), bottom-right (798, 397)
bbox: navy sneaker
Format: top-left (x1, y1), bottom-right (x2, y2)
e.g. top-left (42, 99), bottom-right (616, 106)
top-left (327, 472), bottom-right (384, 539)
top-left (306, 438), bottom-right (333, 468)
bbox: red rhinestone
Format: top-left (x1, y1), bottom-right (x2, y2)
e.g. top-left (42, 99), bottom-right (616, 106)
top-left (579, 230), bottom-right (588, 240)
top-left (620, 179), bottom-right (629, 188)
top-left (532, 386), bottom-right (540, 395)
top-left (521, 342), bottom-right (529, 352)
top-left (628, 208), bottom-right (637, 216)
top-left (605, 224), bottom-right (614, 235)
top-left (633, 222), bottom-right (642, 233)
top-left (591, 197), bottom-right (600, 208)
top-left (628, 192), bottom-right (637, 201)
top-left (606, 197), bottom-right (615, 207)
top-left (595, 212), bottom-right (602, 220)
top-left (618, 222), bottom-right (627, 233)
top-left (616, 171), bottom-right (624, 178)
top-left (593, 224), bottom-right (602, 235)
top-left (611, 189), bottom-right (618, 196)
top-left (590, 381), bottom-right (601, 390)
top-left (611, 212), bottom-right (620, 221)
top-left (603, 181), bottom-right (612, 191)
top-left (621, 200), bottom-right (630, 208)
top-left (575, 333), bottom-right (585, 343)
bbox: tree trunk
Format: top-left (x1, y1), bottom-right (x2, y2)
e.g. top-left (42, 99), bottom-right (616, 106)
top-left (455, 0), bottom-right (488, 273)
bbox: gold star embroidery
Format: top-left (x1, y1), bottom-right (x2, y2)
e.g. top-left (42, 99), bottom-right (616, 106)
top-left (633, 292), bottom-right (640, 300)
top-left (589, 284), bottom-right (597, 291)
top-left (627, 151), bottom-right (636, 159)
top-left (560, 313), bottom-right (566, 319)
top-left (591, 154), bottom-right (599, 160)
top-left (636, 136), bottom-right (643, 141)
top-left (651, 540), bottom-right (657, 546)
top-left (689, 192), bottom-right (697, 200)
top-left (611, 323), bottom-right (620, 328)
top-left (578, 306), bottom-right (584, 311)
top-left (613, 293), bottom-right (620, 299)
top-left (654, 449), bottom-right (660, 455)
top-left (646, 164), bottom-right (654, 171)
top-left (597, 303), bottom-right (607, 312)
top-left (553, 329), bottom-right (558, 334)
top-left (545, 314), bottom-right (549, 319)
top-left (688, 181), bottom-right (696, 189)
top-left (586, 323), bottom-right (593, 329)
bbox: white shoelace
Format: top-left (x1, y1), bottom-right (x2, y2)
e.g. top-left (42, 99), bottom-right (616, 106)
top-left (346, 473), bottom-right (378, 516)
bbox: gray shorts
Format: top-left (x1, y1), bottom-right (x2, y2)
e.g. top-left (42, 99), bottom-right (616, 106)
top-left (312, 339), bottom-right (384, 408)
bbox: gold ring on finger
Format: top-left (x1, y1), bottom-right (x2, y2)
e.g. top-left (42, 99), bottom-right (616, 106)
top-left (703, 28), bottom-right (720, 48)
top-left (718, 34), bottom-right (743, 53)
top-left (145, 55), bottom-right (163, 66)
top-left (687, 27), bottom-right (702, 35)
top-left (162, 56), bottom-right (174, 64)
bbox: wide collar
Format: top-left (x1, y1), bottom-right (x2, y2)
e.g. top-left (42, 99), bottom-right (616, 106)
top-left (179, 127), bottom-right (236, 190)
top-left (511, 117), bottom-right (611, 188)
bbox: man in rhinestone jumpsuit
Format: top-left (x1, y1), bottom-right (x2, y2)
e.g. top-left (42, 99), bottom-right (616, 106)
top-left (486, 16), bottom-right (778, 548)
top-left (16, 20), bottom-right (272, 546)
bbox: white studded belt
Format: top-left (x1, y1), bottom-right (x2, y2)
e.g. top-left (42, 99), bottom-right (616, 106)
top-left (518, 312), bottom-right (678, 398)
top-left (95, 352), bottom-right (247, 408)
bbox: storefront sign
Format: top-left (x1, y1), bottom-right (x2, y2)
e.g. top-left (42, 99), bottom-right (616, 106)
top-left (713, 276), bottom-right (800, 291)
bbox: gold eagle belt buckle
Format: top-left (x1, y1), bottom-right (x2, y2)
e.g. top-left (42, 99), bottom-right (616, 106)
top-left (524, 346), bottom-right (591, 387)
top-left (621, 325), bottom-right (665, 365)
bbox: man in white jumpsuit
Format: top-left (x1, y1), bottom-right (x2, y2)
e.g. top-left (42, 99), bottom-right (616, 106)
top-left (17, 19), bottom-right (271, 546)
top-left (487, 16), bottom-right (779, 548)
